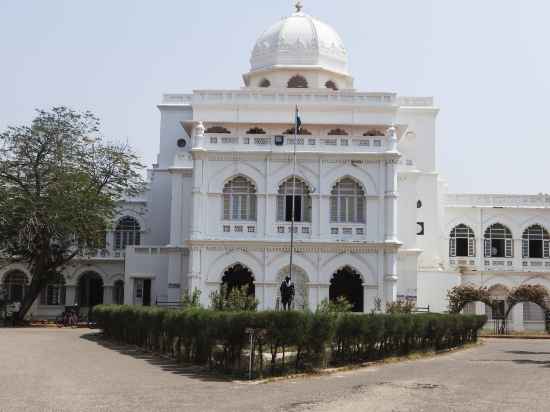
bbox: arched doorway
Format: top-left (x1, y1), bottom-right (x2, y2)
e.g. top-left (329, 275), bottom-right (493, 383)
top-left (78, 272), bottom-right (104, 308)
top-left (2, 271), bottom-right (29, 303)
top-left (276, 265), bottom-right (309, 310)
top-left (330, 267), bottom-right (364, 312)
top-left (221, 264), bottom-right (255, 296)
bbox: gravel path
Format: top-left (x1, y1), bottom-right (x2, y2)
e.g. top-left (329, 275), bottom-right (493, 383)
top-left (1, 328), bottom-right (549, 411)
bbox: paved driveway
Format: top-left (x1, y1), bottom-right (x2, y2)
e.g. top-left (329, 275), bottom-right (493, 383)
top-left (0, 328), bottom-right (549, 412)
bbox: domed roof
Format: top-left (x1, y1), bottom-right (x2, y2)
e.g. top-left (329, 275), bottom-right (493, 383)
top-left (250, 5), bottom-right (349, 75)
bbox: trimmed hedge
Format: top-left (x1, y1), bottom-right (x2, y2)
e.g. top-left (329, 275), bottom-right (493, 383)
top-left (92, 305), bottom-right (486, 377)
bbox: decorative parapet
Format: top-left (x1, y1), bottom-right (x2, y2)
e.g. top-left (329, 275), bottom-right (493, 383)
top-left (162, 91), bottom-right (397, 107)
top-left (445, 193), bottom-right (550, 209)
top-left (397, 96), bottom-right (434, 107)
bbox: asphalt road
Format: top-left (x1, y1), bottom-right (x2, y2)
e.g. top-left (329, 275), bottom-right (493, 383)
top-left (1, 328), bottom-right (549, 412)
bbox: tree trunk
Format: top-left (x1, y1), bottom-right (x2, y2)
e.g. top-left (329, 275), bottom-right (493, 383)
top-left (16, 275), bottom-right (45, 322)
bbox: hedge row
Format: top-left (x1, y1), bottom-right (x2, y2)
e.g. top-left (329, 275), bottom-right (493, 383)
top-left (92, 305), bottom-right (486, 377)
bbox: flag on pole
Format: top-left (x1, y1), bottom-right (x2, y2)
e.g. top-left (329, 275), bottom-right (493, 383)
top-left (295, 106), bottom-right (302, 133)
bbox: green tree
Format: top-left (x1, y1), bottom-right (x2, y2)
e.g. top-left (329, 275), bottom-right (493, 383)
top-left (0, 107), bottom-right (145, 320)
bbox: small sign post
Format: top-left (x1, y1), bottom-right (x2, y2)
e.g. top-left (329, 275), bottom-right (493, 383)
top-left (245, 328), bottom-right (267, 380)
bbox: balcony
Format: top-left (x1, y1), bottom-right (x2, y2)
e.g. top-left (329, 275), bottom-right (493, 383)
top-left (196, 134), bottom-right (388, 154)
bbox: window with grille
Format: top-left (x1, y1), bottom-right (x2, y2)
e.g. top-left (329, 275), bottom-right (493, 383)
top-left (40, 278), bottom-right (66, 306)
top-left (3, 271), bottom-right (28, 303)
top-left (277, 177), bottom-right (312, 222)
top-left (113, 280), bottom-right (124, 305)
top-left (223, 176), bottom-right (257, 221)
top-left (330, 178), bottom-right (366, 223)
top-left (114, 216), bottom-right (141, 250)
top-left (522, 225), bottom-right (550, 259)
top-left (484, 223), bottom-right (513, 258)
top-left (449, 224), bottom-right (476, 257)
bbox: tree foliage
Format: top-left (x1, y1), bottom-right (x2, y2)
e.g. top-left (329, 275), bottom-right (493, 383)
top-left (447, 284), bottom-right (494, 314)
top-left (209, 285), bottom-right (259, 312)
top-left (386, 299), bottom-right (416, 314)
top-left (0, 107), bottom-right (145, 319)
top-left (504, 284), bottom-right (549, 318)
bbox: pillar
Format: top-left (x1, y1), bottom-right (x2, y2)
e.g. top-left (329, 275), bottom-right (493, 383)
top-left (364, 285), bottom-right (379, 312)
top-left (102, 286), bottom-right (113, 305)
top-left (384, 252), bottom-right (398, 305)
top-left (511, 303), bottom-right (524, 332)
top-left (65, 285), bottom-right (77, 305)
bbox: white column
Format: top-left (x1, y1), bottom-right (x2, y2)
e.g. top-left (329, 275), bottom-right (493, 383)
top-left (511, 303), bottom-right (524, 332)
top-left (188, 247), bottom-right (204, 305)
top-left (190, 158), bottom-right (203, 239)
top-left (384, 159), bottom-right (399, 243)
top-left (103, 286), bottom-right (113, 305)
top-left (364, 285), bottom-right (379, 312)
top-left (384, 252), bottom-right (398, 305)
top-left (65, 286), bottom-right (77, 305)
top-left (312, 193), bottom-right (322, 238)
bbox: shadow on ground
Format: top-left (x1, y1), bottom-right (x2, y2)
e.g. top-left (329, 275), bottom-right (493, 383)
top-left (80, 332), bottom-right (234, 382)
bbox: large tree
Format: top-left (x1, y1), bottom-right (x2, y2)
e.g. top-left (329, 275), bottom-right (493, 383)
top-left (0, 107), bottom-right (145, 320)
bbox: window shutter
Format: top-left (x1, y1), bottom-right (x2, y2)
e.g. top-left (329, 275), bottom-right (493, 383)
top-left (544, 240), bottom-right (550, 258)
top-left (357, 197), bottom-right (365, 223)
top-left (304, 195), bottom-right (312, 222)
top-left (223, 195), bottom-right (230, 220)
top-left (484, 239), bottom-right (491, 257)
top-left (505, 239), bottom-right (513, 258)
top-left (468, 238), bottom-right (476, 257)
top-left (449, 238), bottom-right (456, 257)
top-left (250, 195), bottom-right (257, 221)
top-left (277, 196), bottom-right (284, 221)
top-left (522, 239), bottom-right (529, 258)
top-left (330, 197), bottom-right (338, 222)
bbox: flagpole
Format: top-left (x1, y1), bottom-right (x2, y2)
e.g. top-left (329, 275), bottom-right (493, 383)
top-left (289, 106), bottom-right (299, 281)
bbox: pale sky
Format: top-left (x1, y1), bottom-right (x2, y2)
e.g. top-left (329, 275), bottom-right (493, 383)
top-left (1, 0), bottom-right (548, 194)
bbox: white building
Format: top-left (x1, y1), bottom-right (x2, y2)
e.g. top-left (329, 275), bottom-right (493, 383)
top-left (2, 3), bottom-right (548, 331)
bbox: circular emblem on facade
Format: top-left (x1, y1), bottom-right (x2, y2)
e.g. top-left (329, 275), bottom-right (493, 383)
top-left (177, 138), bottom-right (187, 148)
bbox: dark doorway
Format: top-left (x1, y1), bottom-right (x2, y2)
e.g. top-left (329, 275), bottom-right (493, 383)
top-left (222, 264), bottom-right (255, 296)
top-left (456, 238), bottom-right (469, 257)
top-left (143, 279), bottom-right (151, 306)
top-left (329, 267), bottom-right (364, 312)
top-left (491, 239), bottom-right (505, 257)
top-left (78, 272), bottom-right (104, 307)
top-left (529, 240), bottom-right (543, 258)
top-left (285, 196), bottom-right (302, 222)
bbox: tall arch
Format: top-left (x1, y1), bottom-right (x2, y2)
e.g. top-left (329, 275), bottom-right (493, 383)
top-left (484, 223), bottom-right (513, 258)
top-left (522, 224), bottom-right (550, 259)
top-left (223, 175), bottom-right (257, 221)
top-left (449, 224), bottom-right (476, 257)
top-left (330, 177), bottom-right (366, 223)
top-left (329, 266), bottom-right (364, 312)
top-left (277, 176), bottom-right (312, 222)
top-left (2, 270), bottom-right (29, 303)
top-left (114, 216), bottom-right (141, 250)
top-left (77, 271), bottom-right (104, 307)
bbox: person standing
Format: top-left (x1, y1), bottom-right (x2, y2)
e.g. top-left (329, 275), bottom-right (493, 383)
top-left (280, 276), bottom-right (295, 311)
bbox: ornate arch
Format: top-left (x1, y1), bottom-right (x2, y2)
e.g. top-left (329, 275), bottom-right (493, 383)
top-left (320, 253), bottom-right (374, 285)
top-left (322, 167), bottom-right (377, 196)
top-left (0, 264), bottom-right (31, 284)
top-left (209, 163), bottom-right (264, 194)
top-left (207, 251), bottom-right (263, 283)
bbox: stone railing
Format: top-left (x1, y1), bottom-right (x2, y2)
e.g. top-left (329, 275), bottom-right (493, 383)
top-left (445, 193), bottom-right (550, 209)
top-left (197, 134), bottom-right (388, 153)
top-left (397, 96), bottom-right (434, 107)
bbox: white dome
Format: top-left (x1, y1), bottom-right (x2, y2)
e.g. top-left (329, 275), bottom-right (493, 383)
top-left (250, 10), bottom-right (349, 75)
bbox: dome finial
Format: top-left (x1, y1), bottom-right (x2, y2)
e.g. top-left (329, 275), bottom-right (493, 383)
top-left (295, 0), bottom-right (303, 12)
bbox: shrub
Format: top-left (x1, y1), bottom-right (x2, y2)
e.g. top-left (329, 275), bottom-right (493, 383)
top-left (92, 305), bottom-right (486, 378)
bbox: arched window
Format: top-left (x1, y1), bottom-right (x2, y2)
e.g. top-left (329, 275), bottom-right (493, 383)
top-left (283, 127), bottom-right (312, 135)
top-left (522, 225), bottom-right (550, 259)
top-left (325, 80), bottom-right (338, 91)
top-left (484, 223), bottom-right (513, 258)
top-left (78, 272), bottom-right (104, 307)
top-left (259, 78), bottom-right (271, 88)
top-left (40, 275), bottom-right (66, 306)
top-left (246, 127), bottom-right (266, 135)
top-left (113, 280), bottom-right (125, 305)
top-left (328, 128), bottom-right (349, 136)
top-left (330, 178), bottom-right (366, 223)
top-left (287, 75), bottom-right (308, 88)
top-left (205, 126), bottom-right (231, 134)
top-left (114, 216), bottom-right (141, 250)
top-left (223, 176), bottom-right (257, 221)
top-left (449, 224), bottom-right (476, 257)
top-left (3, 271), bottom-right (28, 303)
top-left (277, 177), bottom-right (312, 223)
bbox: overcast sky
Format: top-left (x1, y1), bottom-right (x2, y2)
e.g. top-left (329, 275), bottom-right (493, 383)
top-left (1, 0), bottom-right (548, 194)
